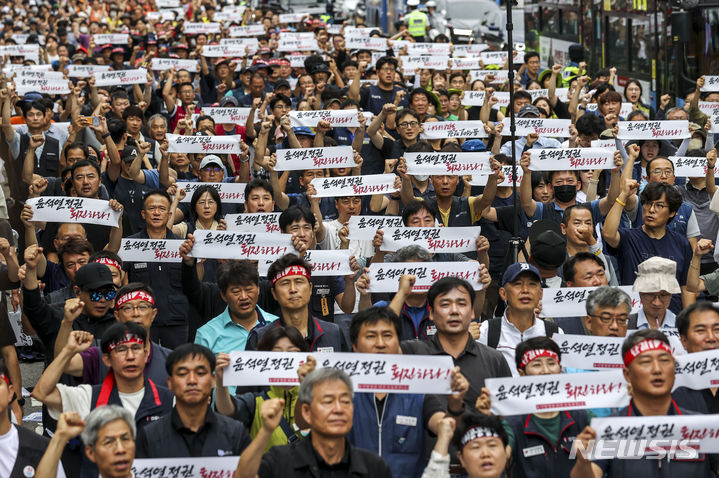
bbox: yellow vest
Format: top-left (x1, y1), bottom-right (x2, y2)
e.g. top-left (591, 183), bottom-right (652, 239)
top-left (406, 10), bottom-right (428, 38)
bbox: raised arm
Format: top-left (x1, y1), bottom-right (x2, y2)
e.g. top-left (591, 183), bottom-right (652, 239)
top-left (602, 178), bottom-right (638, 249)
top-left (367, 103), bottom-right (395, 150)
top-left (687, 239), bottom-right (714, 293)
top-left (234, 399), bottom-right (285, 478)
top-left (597, 151), bottom-right (624, 216)
top-left (352, 112), bottom-right (367, 153)
top-left (22, 134), bottom-right (44, 184)
top-left (1, 89), bottom-right (15, 141)
top-left (519, 151), bottom-right (537, 217)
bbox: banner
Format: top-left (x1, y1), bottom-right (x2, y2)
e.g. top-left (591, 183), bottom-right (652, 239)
top-left (553, 334), bottom-right (624, 370)
top-left (27, 197), bottom-right (120, 227)
top-left (347, 215), bottom-right (404, 241)
top-left (225, 212), bottom-right (281, 233)
top-left (288, 109), bottom-right (360, 128)
top-left (626, 328), bottom-right (686, 357)
top-left (590, 415), bottom-right (719, 456)
top-left (407, 42), bottom-right (451, 56)
top-left (591, 139), bottom-right (620, 149)
top-left (527, 88), bottom-right (570, 102)
top-left (346, 36), bottom-right (388, 50)
top-left (258, 249), bottom-right (354, 276)
top-left (501, 118), bottom-right (572, 137)
top-left (278, 37), bottom-right (319, 52)
top-left (202, 44), bottom-right (251, 57)
top-left (15, 70), bottom-right (64, 80)
top-left (15, 77), bottom-right (70, 95)
top-left (0, 44), bottom-right (39, 61)
top-left (486, 370), bottom-right (629, 415)
top-left (66, 64), bottom-right (111, 77)
top-left (174, 181), bottom-right (245, 203)
top-left (422, 120), bottom-right (488, 139)
top-left (470, 165), bottom-right (523, 187)
top-left (670, 156), bottom-right (719, 178)
top-left (451, 57), bottom-right (480, 70)
top-left (400, 55), bottom-right (450, 70)
top-left (310, 174), bottom-right (398, 197)
top-left (166, 133), bottom-right (241, 154)
top-left (452, 44), bottom-right (490, 56)
top-left (224, 351), bottom-right (455, 394)
top-left (404, 151), bottom-right (492, 175)
top-left (480, 50), bottom-right (523, 65)
top-left (93, 69), bottom-right (147, 87)
top-left (200, 107), bottom-right (251, 124)
top-left (368, 262), bottom-right (483, 292)
top-left (279, 12), bottom-right (308, 23)
top-left (673, 348), bottom-right (719, 390)
top-left (275, 146), bottom-right (355, 171)
top-left (289, 54), bottom-right (309, 68)
top-left (189, 231), bottom-right (294, 260)
top-left (700, 76), bottom-right (719, 92)
top-left (469, 69), bottom-right (509, 83)
top-left (616, 120), bottom-right (690, 140)
top-left (461, 90), bottom-right (486, 106)
top-left (184, 22), bottom-right (221, 34)
top-left (528, 148), bottom-right (615, 170)
top-left (539, 286), bottom-right (641, 318)
top-left (119, 239), bottom-right (184, 263)
top-left (380, 226), bottom-right (481, 253)
top-left (219, 38), bottom-right (260, 52)
top-left (150, 58), bottom-right (199, 71)
top-left (93, 34), bottom-right (128, 44)
top-left (229, 24), bottom-right (266, 37)
top-left (131, 457), bottom-right (239, 477)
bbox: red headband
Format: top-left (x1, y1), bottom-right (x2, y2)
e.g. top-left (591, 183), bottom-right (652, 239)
top-left (519, 349), bottom-right (560, 369)
top-left (623, 339), bottom-right (672, 366)
top-left (107, 333), bottom-right (145, 352)
top-left (95, 257), bottom-right (122, 271)
top-left (115, 291), bottom-right (155, 310)
top-left (0, 373), bottom-right (9, 387)
top-left (271, 265), bottom-right (310, 286)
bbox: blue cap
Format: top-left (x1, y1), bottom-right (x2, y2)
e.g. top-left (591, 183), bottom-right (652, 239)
top-left (22, 91), bottom-right (43, 101)
top-left (501, 262), bottom-right (542, 286)
top-left (293, 126), bottom-right (315, 137)
top-left (462, 139), bottom-right (486, 152)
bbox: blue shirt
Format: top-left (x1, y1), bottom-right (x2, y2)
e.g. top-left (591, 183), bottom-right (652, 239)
top-left (194, 306), bottom-right (278, 354)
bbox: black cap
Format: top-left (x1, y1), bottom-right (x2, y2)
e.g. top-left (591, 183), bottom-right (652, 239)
top-left (274, 79), bottom-right (290, 90)
top-left (121, 145), bottom-right (138, 163)
top-left (75, 263), bottom-right (115, 290)
top-left (528, 220), bottom-right (567, 270)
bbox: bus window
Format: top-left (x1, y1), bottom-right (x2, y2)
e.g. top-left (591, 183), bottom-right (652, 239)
top-left (561, 10), bottom-right (579, 36)
top-left (606, 16), bottom-right (629, 72)
top-left (541, 6), bottom-right (559, 35)
top-left (629, 19), bottom-right (651, 73)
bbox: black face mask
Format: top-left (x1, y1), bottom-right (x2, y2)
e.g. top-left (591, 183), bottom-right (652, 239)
top-left (553, 184), bottom-right (577, 203)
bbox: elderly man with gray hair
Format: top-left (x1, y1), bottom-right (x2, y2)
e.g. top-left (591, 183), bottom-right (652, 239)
top-left (235, 368), bottom-right (393, 478)
top-left (36, 406), bottom-right (136, 478)
top-left (583, 286), bottom-right (633, 337)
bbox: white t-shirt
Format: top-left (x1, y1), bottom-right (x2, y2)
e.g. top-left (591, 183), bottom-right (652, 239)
top-left (0, 425), bottom-right (66, 478)
top-left (50, 384), bottom-right (145, 419)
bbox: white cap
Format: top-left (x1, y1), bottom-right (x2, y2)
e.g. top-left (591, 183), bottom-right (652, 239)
top-left (407, 0), bottom-right (420, 6)
top-left (199, 155), bottom-right (224, 170)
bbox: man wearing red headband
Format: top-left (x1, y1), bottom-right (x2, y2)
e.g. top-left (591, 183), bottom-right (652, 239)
top-left (571, 329), bottom-right (719, 477)
top-left (247, 254), bottom-right (346, 352)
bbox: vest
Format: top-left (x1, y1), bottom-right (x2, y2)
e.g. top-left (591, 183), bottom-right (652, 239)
top-left (348, 392), bottom-right (426, 478)
top-left (19, 132), bottom-right (60, 177)
top-left (398, 303), bottom-right (434, 341)
top-left (405, 10), bottom-right (428, 38)
top-left (429, 196), bottom-right (473, 227)
top-left (9, 425), bottom-right (50, 478)
top-left (540, 201), bottom-right (564, 224)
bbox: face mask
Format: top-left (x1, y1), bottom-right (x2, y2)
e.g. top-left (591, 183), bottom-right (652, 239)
top-left (414, 175), bottom-right (429, 182)
top-left (553, 184), bottom-right (577, 203)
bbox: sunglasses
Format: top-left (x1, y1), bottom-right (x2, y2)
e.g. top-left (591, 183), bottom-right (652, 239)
top-left (88, 289), bottom-right (117, 302)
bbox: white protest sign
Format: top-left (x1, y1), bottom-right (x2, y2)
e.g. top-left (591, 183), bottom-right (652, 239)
top-left (93, 34), bottom-right (128, 45)
top-left (15, 70), bottom-right (64, 80)
top-left (0, 44), bottom-right (39, 61)
top-left (539, 286), bottom-right (641, 318)
top-left (453, 44), bottom-right (490, 56)
top-left (258, 249), bottom-right (354, 277)
top-left (9, 311), bottom-right (32, 347)
top-left (470, 165), bottom-right (523, 187)
top-left (699, 102), bottom-right (719, 133)
top-left (380, 226), bottom-right (481, 253)
top-left (174, 182), bottom-right (245, 203)
top-left (344, 27), bottom-right (371, 37)
top-left (486, 370), bottom-right (629, 415)
top-left (156, 0), bottom-right (180, 6)
top-left (490, 91), bottom-right (511, 109)
top-left (93, 69), bottom-right (147, 87)
top-left (368, 262), bottom-right (483, 292)
top-left (118, 239), bottom-right (184, 263)
top-left (27, 197), bottom-right (120, 227)
top-left (405, 151), bottom-right (492, 176)
top-left (225, 213), bottom-right (281, 233)
top-left (590, 415), bottom-right (719, 457)
top-left (480, 50), bottom-right (523, 65)
top-left (408, 42), bottom-right (450, 56)
top-left (275, 146), bottom-right (355, 171)
top-left (553, 334), bottom-right (624, 370)
top-left (224, 351), bottom-right (455, 394)
top-left (347, 216), bottom-right (404, 241)
top-left (289, 109), bottom-right (360, 128)
top-left (501, 118), bottom-right (572, 137)
top-left (529, 148), bottom-right (615, 170)
top-left (451, 57), bottom-right (480, 70)
top-left (469, 70), bottom-right (509, 83)
top-left (402, 56), bottom-right (450, 70)
top-left (219, 38), bottom-right (260, 53)
top-left (3, 64), bottom-right (52, 74)
top-left (616, 120), bottom-right (690, 140)
top-left (189, 231), bottom-right (295, 260)
top-left (527, 88), bottom-right (571, 102)
top-left (461, 90), bottom-right (486, 106)
top-left (422, 120), bottom-right (488, 139)
top-left (591, 139), bottom-right (620, 148)
top-left (166, 133), bottom-right (241, 154)
top-left (200, 107), bottom-right (251, 124)
top-left (202, 44), bottom-right (250, 57)
top-left (346, 36), bottom-right (388, 50)
top-left (289, 54), bottom-right (309, 68)
top-left (184, 22), bottom-right (221, 34)
top-left (229, 24), bottom-right (266, 37)
top-left (131, 457), bottom-right (239, 478)
top-left (625, 328), bottom-right (686, 357)
top-left (670, 156), bottom-right (719, 178)
top-left (700, 76), bottom-right (719, 92)
top-left (65, 64), bottom-right (112, 78)
top-left (279, 12), bottom-right (308, 23)
top-left (673, 348), bottom-right (719, 390)
top-left (150, 58), bottom-right (199, 71)
top-left (15, 78), bottom-right (70, 95)
top-left (311, 174), bottom-right (398, 198)
top-left (278, 37), bottom-right (319, 52)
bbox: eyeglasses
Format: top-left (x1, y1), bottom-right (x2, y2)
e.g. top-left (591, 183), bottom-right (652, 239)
top-left (378, 66), bottom-right (396, 72)
top-left (99, 434), bottom-right (133, 449)
top-left (88, 289), bottom-right (117, 302)
top-left (398, 121), bottom-right (419, 128)
top-left (202, 166), bottom-right (223, 173)
top-left (651, 168), bottom-right (674, 177)
top-left (591, 314), bottom-right (630, 326)
top-left (197, 199), bottom-right (216, 206)
top-left (112, 343), bottom-right (144, 355)
top-left (642, 292), bottom-right (673, 302)
top-left (118, 304), bottom-right (153, 313)
top-left (642, 201), bottom-right (668, 211)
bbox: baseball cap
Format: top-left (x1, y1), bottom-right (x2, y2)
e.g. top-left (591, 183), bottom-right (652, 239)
top-left (462, 139), bottom-right (486, 152)
top-left (517, 104), bottom-right (541, 118)
top-left (293, 126), bottom-right (315, 137)
top-left (219, 96), bottom-right (239, 107)
top-left (121, 145), bottom-right (138, 163)
top-left (75, 263), bottom-right (115, 290)
top-left (501, 262), bottom-right (542, 286)
top-left (111, 47), bottom-right (124, 54)
top-left (274, 79), bottom-right (290, 90)
top-left (199, 155), bottom-right (224, 169)
top-left (528, 220), bottom-right (567, 270)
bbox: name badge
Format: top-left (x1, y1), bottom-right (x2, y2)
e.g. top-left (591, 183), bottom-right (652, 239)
top-left (134, 262), bottom-right (148, 269)
top-left (396, 415), bottom-right (417, 427)
top-left (317, 347), bottom-right (334, 353)
top-left (425, 325), bottom-right (437, 336)
top-left (523, 445), bottom-right (544, 457)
